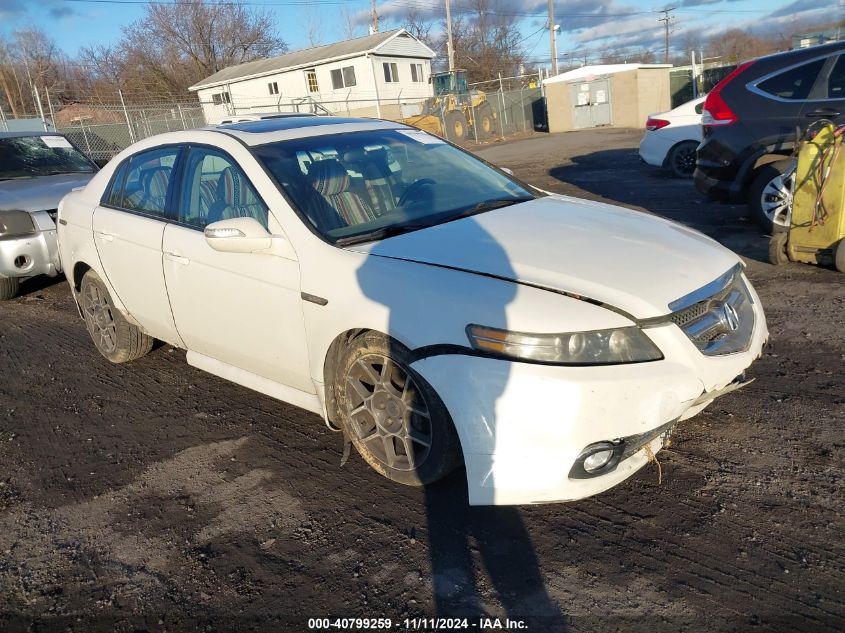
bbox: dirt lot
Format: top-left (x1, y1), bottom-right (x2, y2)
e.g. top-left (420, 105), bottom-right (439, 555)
top-left (1, 128), bottom-right (843, 632)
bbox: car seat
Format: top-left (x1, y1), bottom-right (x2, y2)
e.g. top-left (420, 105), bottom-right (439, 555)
top-left (309, 159), bottom-right (378, 226)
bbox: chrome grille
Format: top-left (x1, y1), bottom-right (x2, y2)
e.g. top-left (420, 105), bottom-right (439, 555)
top-left (669, 268), bottom-right (755, 356)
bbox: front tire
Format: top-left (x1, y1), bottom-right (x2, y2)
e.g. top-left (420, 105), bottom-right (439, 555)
top-left (79, 270), bottom-right (154, 363)
top-left (749, 160), bottom-right (793, 233)
top-left (335, 333), bottom-right (461, 486)
top-left (666, 141), bottom-right (698, 178)
top-left (0, 277), bottom-right (20, 301)
top-left (444, 110), bottom-right (468, 142)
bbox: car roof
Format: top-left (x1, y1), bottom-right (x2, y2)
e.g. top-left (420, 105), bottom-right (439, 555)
top-left (211, 116), bottom-right (412, 145)
top-left (0, 130), bottom-right (64, 139)
top-left (220, 112), bottom-right (317, 122)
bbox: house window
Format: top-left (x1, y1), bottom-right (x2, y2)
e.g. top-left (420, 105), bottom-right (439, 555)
top-left (211, 92), bottom-right (231, 106)
top-left (268, 81), bottom-right (279, 95)
top-left (305, 69), bottom-right (319, 93)
top-left (383, 62), bottom-right (398, 83)
top-left (331, 65), bottom-right (357, 90)
top-left (410, 63), bottom-right (424, 83)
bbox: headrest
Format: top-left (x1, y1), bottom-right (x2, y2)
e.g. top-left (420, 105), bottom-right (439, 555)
top-left (309, 159), bottom-right (350, 196)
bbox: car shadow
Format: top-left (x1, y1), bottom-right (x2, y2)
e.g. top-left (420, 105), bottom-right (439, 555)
top-left (13, 273), bottom-right (67, 299)
top-left (355, 217), bottom-right (567, 630)
top-left (548, 149), bottom-right (770, 264)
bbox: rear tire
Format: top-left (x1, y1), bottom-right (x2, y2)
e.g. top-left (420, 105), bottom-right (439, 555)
top-left (0, 277), bottom-right (20, 301)
top-left (444, 110), bottom-right (468, 142)
top-left (666, 141), bottom-right (698, 178)
top-left (749, 160), bottom-right (793, 233)
top-left (835, 239), bottom-right (845, 273)
top-left (79, 270), bottom-right (154, 363)
top-left (335, 332), bottom-right (461, 487)
top-left (768, 231), bottom-right (790, 266)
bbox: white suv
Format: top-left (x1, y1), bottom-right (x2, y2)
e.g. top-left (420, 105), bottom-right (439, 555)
top-left (57, 116), bottom-right (767, 505)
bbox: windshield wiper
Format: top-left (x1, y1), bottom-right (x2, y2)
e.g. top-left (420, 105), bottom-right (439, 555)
top-left (335, 197), bottom-right (534, 247)
top-left (452, 196), bottom-right (534, 220)
top-left (335, 222), bottom-right (432, 246)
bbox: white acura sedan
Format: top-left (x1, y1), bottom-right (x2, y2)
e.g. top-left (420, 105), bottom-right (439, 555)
top-left (57, 116), bottom-right (767, 505)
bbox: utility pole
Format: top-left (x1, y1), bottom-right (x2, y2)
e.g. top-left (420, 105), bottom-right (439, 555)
top-left (547, 0), bottom-right (558, 76)
top-left (445, 0), bottom-right (455, 71)
top-left (659, 8), bottom-right (675, 64)
top-left (371, 0), bottom-right (379, 33)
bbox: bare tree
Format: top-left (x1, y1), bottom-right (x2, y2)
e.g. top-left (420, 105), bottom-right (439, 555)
top-left (303, 4), bottom-right (322, 48)
top-left (339, 5), bottom-right (362, 40)
top-left (117, 0), bottom-right (286, 99)
top-left (447, 0), bottom-right (526, 83)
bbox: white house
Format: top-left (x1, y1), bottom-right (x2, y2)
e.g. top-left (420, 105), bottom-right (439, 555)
top-left (189, 29), bottom-right (436, 124)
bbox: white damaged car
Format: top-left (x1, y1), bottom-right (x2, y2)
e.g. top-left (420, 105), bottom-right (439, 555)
top-left (57, 117), bottom-right (767, 505)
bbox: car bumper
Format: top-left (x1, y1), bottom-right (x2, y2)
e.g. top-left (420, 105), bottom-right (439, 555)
top-left (638, 134), bottom-right (672, 168)
top-left (411, 289), bottom-right (768, 506)
top-left (0, 221), bottom-right (60, 280)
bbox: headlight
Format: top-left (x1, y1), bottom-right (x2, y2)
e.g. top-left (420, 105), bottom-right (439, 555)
top-left (466, 324), bottom-right (663, 365)
top-left (0, 210), bottom-right (36, 239)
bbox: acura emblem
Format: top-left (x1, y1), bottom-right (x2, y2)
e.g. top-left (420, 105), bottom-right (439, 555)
top-left (722, 303), bottom-right (740, 332)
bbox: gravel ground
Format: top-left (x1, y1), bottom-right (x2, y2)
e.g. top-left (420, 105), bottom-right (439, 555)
top-left (0, 128), bottom-right (842, 633)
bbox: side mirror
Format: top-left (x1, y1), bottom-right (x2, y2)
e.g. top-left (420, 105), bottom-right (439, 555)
top-left (204, 217), bottom-right (295, 259)
top-left (500, 167), bottom-right (514, 175)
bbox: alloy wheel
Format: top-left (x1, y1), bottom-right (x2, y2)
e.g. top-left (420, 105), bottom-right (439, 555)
top-left (672, 144), bottom-right (696, 177)
top-left (760, 172), bottom-right (793, 228)
top-left (82, 282), bottom-right (117, 354)
top-left (344, 354), bottom-right (433, 472)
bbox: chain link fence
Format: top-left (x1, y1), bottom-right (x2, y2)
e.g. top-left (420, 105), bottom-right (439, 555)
top-left (1, 86), bottom-right (545, 163)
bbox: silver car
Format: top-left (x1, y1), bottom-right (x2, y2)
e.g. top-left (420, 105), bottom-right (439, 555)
top-left (0, 131), bottom-right (97, 299)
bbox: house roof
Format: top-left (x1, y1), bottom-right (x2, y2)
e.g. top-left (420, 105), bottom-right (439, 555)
top-left (189, 29), bottom-right (435, 91)
top-left (542, 63), bottom-right (672, 85)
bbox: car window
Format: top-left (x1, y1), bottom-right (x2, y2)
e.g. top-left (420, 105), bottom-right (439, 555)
top-left (252, 128), bottom-right (534, 244)
top-left (827, 55), bottom-right (845, 99)
top-left (757, 59), bottom-right (825, 100)
top-left (118, 147), bottom-right (179, 218)
top-left (0, 135), bottom-right (95, 180)
top-left (179, 147), bottom-right (269, 230)
top-left (103, 160), bottom-right (130, 207)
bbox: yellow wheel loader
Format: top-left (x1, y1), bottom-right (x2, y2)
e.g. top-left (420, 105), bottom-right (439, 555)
top-left (769, 121), bottom-right (845, 273)
top-left (401, 70), bottom-right (497, 142)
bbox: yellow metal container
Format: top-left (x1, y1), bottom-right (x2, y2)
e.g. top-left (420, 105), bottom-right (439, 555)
top-left (781, 122), bottom-right (845, 272)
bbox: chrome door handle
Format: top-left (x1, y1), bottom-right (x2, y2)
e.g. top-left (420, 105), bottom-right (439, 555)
top-left (95, 231), bottom-right (114, 242)
top-left (163, 252), bottom-right (190, 265)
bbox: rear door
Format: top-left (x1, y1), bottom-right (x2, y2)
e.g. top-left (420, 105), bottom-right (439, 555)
top-left (93, 146), bottom-right (184, 346)
top-left (806, 53), bottom-right (845, 124)
top-left (747, 55), bottom-right (830, 147)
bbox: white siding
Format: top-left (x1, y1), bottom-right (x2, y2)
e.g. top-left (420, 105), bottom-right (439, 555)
top-left (196, 53), bottom-right (433, 124)
top-left (377, 32), bottom-right (434, 58)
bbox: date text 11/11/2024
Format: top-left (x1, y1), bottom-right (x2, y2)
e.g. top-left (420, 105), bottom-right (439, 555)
top-left (307, 617), bottom-right (530, 630)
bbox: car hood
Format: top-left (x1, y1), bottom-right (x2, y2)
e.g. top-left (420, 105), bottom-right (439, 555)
top-left (0, 173), bottom-right (94, 213)
top-left (348, 195), bottom-right (740, 319)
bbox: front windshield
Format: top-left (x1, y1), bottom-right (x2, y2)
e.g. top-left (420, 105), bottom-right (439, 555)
top-left (0, 135), bottom-right (96, 180)
top-left (252, 128), bottom-right (535, 244)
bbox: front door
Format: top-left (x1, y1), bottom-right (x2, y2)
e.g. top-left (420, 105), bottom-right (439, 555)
top-left (162, 146), bottom-right (313, 393)
top-left (93, 146), bottom-right (184, 346)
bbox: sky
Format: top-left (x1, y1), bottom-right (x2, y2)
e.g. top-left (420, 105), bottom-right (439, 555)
top-left (0, 0), bottom-right (841, 67)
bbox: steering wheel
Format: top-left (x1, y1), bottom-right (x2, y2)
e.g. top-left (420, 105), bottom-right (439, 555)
top-left (398, 178), bottom-right (436, 206)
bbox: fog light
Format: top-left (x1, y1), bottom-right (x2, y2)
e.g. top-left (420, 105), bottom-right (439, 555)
top-left (583, 448), bottom-right (614, 472)
top-left (569, 441), bottom-right (624, 479)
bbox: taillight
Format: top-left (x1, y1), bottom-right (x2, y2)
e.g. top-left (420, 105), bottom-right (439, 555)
top-left (702, 60), bottom-right (756, 127)
top-left (646, 117), bottom-right (670, 131)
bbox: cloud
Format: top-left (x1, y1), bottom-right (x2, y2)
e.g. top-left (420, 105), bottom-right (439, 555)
top-left (0, 0), bottom-right (26, 19)
top-left (49, 6), bottom-right (77, 19)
